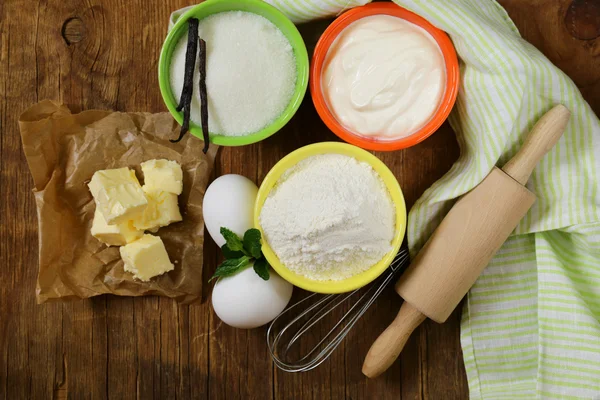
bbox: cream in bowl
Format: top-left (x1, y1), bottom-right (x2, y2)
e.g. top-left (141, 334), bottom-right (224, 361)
top-left (310, 3), bottom-right (459, 151)
top-left (255, 142), bottom-right (407, 293)
top-left (322, 15), bottom-right (445, 140)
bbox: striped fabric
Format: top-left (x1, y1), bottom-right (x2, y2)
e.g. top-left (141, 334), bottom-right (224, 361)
top-left (391, 2), bottom-right (600, 398)
top-left (265, 0), bottom-right (369, 22)
top-left (171, 1), bottom-right (600, 397)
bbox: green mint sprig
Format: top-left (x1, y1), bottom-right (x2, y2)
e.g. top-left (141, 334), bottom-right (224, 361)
top-left (209, 227), bottom-right (271, 282)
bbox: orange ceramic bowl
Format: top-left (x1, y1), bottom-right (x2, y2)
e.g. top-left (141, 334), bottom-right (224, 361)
top-left (310, 3), bottom-right (460, 151)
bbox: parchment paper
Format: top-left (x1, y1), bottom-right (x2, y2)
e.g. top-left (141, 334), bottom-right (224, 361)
top-left (19, 100), bottom-right (217, 304)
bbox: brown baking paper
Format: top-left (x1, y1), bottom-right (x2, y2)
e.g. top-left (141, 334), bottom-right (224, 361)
top-left (19, 100), bottom-right (217, 304)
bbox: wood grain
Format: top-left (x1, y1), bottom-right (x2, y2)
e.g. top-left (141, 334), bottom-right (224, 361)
top-left (362, 303), bottom-right (427, 378)
top-left (501, 105), bottom-right (571, 185)
top-left (0, 0), bottom-right (597, 399)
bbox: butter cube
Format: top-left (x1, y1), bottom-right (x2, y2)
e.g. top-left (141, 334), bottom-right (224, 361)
top-left (120, 234), bottom-right (174, 281)
top-left (88, 168), bottom-right (148, 224)
top-left (132, 190), bottom-right (182, 232)
top-left (91, 208), bottom-right (143, 246)
top-left (141, 159), bottom-right (183, 195)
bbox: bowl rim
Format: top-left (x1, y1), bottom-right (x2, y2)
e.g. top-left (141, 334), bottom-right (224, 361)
top-left (310, 2), bottom-right (460, 151)
top-left (158, 0), bottom-right (309, 147)
top-left (254, 142), bottom-right (407, 294)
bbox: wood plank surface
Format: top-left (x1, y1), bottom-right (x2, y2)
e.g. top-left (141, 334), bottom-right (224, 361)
top-left (0, 0), bottom-right (598, 399)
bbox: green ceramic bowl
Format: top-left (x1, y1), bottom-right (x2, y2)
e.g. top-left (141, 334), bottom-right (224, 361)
top-left (158, 0), bottom-right (309, 146)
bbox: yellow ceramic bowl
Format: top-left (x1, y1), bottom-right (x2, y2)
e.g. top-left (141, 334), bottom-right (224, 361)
top-left (254, 142), bottom-right (407, 294)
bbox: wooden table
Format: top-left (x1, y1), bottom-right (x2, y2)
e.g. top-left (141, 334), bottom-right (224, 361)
top-left (1, 1), bottom-right (598, 398)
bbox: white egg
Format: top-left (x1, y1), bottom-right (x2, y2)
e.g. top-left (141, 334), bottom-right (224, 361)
top-left (203, 174), bottom-right (258, 247)
top-left (212, 264), bottom-right (293, 329)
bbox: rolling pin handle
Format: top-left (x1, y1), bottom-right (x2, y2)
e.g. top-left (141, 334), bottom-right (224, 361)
top-left (502, 104), bottom-right (571, 185)
top-left (362, 302), bottom-right (426, 378)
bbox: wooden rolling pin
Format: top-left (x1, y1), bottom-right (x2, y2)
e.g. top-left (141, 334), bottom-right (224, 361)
top-left (362, 104), bottom-right (571, 378)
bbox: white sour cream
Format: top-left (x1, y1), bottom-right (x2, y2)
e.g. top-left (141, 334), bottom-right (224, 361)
top-left (322, 15), bottom-right (446, 139)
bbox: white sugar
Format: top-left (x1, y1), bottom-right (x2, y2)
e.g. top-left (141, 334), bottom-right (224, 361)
top-left (169, 11), bottom-right (297, 136)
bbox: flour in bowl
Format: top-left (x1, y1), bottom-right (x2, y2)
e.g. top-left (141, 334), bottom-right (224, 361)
top-left (259, 154), bottom-right (396, 281)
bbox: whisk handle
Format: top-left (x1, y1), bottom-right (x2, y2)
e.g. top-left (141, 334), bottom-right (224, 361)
top-left (362, 302), bottom-right (426, 378)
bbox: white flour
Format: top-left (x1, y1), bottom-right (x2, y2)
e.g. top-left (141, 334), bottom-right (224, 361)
top-left (259, 154), bottom-right (396, 281)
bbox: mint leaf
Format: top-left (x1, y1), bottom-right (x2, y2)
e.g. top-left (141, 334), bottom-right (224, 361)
top-left (243, 228), bottom-right (263, 259)
top-left (213, 227), bottom-right (270, 283)
top-left (253, 257), bottom-right (270, 281)
top-left (220, 227), bottom-right (245, 253)
top-left (209, 256), bottom-right (251, 281)
top-left (221, 244), bottom-right (244, 260)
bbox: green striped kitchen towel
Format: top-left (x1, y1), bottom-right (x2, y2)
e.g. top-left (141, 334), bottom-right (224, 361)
top-left (171, 1), bottom-right (600, 397)
top-left (388, 2), bottom-right (600, 398)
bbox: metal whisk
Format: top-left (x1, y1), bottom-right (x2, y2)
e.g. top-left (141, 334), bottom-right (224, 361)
top-left (267, 249), bottom-right (410, 372)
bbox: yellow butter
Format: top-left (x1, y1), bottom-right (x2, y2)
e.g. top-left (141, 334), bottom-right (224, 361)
top-left (91, 208), bottom-right (143, 246)
top-left (120, 234), bottom-right (174, 281)
top-left (132, 189), bottom-right (182, 232)
top-left (88, 168), bottom-right (148, 224)
top-left (141, 159), bottom-right (183, 195)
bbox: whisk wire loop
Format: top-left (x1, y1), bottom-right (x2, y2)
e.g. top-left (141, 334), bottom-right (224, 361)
top-left (267, 249), bottom-right (410, 372)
